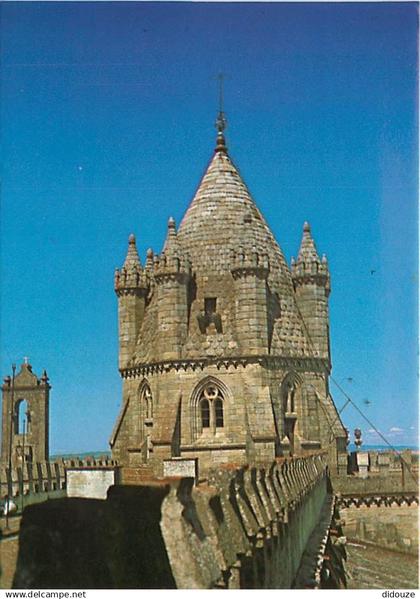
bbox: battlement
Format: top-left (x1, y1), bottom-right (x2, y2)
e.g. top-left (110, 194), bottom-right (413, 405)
top-left (333, 449), bottom-right (419, 494)
top-left (291, 256), bottom-right (329, 280)
top-left (291, 222), bottom-right (330, 291)
top-left (114, 265), bottom-right (149, 295)
top-left (0, 457), bottom-right (118, 500)
top-left (154, 252), bottom-right (191, 282)
top-left (230, 246), bottom-right (269, 279)
top-left (114, 233), bottom-right (149, 296)
top-left (152, 217), bottom-right (191, 283)
top-left (10, 453), bottom-right (347, 589)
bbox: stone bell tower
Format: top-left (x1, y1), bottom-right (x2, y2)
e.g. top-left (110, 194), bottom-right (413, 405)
top-left (1, 360), bottom-right (50, 466)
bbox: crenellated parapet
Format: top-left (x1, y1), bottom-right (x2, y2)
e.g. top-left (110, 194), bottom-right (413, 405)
top-left (114, 234), bottom-right (149, 297)
top-left (291, 222), bottom-right (330, 292)
top-left (291, 254), bottom-right (330, 292)
top-left (11, 453), bottom-right (347, 589)
top-left (158, 453), bottom-right (337, 588)
top-left (114, 266), bottom-right (149, 297)
top-left (0, 457), bottom-right (118, 500)
top-left (230, 245), bottom-right (270, 280)
top-left (154, 255), bottom-right (191, 284)
top-left (154, 217), bottom-right (191, 284)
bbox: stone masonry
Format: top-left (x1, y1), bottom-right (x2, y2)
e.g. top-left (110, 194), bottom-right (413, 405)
top-left (1, 362), bottom-right (50, 467)
top-left (110, 119), bottom-right (347, 477)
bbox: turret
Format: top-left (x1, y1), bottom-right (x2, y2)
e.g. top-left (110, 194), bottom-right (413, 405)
top-left (115, 234), bottom-right (149, 369)
top-left (291, 222), bottom-right (331, 363)
top-left (154, 218), bottom-right (191, 360)
top-left (231, 245), bottom-right (270, 354)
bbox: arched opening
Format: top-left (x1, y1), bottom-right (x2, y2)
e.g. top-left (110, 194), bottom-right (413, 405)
top-left (14, 399), bottom-right (30, 435)
top-left (191, 377), bottom-right (228, 440)
top-left (143, 386), bottom-right (153, 420)
top-left (214, 398), bottom-right (224, 428)
top-left (139, 382), bottom-right (153, 463)
top-left (200, 399), bottom-right (210, 429)
top-left (280, 374), bottom-right (301, 455)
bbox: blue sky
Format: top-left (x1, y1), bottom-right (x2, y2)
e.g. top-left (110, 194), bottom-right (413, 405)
top-left (1, 2), bottom-right (418, 453)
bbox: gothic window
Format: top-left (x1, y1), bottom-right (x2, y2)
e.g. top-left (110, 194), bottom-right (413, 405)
top-left (200, 398), bottom-right (210, 428)
top-left (214, 398), bottom-right (224, 427)
top-left (280, 374), bottom-right (301, 455)
top-left (139, 382), bottom-right (153, 462)
top-left (197, 383), bottom-right (224, 434)
top-left (283, 381), bottom-right (296, 414)
top-left (141, 384), bottom-right (153, 420)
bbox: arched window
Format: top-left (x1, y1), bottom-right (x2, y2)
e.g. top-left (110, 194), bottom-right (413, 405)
top-left (280, 373), bottom-right (302, 455)
top-left (138, 382), bottom-right (153, 462)
top-left (200, 399), bottom-right (210, 428)
top-left (142, 385), bottom-right (153, 420)
top-left (214, 398), bottom-right (224, 427)
top-left (194, 381), bottom-right (225, 436)
top-left (283, 382), bottom-right (296, 414)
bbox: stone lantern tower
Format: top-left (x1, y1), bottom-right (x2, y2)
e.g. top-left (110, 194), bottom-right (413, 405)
top-left (110, 113), bottom-right (347, 477)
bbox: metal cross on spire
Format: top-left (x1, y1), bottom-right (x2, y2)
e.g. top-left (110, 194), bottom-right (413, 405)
top-left (215, 73), bottom-right (227, 134)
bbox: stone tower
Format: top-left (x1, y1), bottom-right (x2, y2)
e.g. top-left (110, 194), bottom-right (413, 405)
top-left (1, 361), bottom-right (50, 466)
top-left (110, 116), bottom-right (347, 476)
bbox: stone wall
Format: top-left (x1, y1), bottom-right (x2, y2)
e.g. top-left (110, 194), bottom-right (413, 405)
top-left (67, 468), bottom-right (117, 500)
top-left (332, 449), bottom-right (418, 494)
top-left (10, 454), bottom-right (344, 589)
top-left (340, 504), bottom-right (418, 556)
top-left (0, 458), bottom-right (117, 499)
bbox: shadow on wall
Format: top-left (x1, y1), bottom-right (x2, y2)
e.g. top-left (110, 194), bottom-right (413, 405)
top-left (12, 486), bottom-right (176, 589)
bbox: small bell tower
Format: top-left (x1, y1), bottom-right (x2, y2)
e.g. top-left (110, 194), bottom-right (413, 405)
top-left (1, 359), bottom-right (50, 466)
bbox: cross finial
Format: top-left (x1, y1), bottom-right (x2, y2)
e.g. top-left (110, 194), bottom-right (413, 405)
top-left (215, 73), bottom-right (228, 153)
top-left (23, 356), bottom-right (29, 365)
top-left (218, 73), bottom-right (224, 115)
top-left (215, 73), bottom-right (227, 135)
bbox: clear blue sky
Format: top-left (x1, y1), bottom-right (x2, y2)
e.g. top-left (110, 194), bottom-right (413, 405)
top-left (1, 2), bottom-right (418, 453)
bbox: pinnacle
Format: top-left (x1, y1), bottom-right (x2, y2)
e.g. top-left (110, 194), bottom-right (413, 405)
top-left (297, 221), bottom-right (321, 265)
top-left (123, 233), bottom-right (142, 269)
top-left (168, 216), bottom-right (176, 232)
top-left (162, 217), bottom-right (181, 256)
top-left (145, 248), bottom-right (154, 271)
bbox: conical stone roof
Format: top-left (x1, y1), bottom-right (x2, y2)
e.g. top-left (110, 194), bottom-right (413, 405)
top-left (132, 138), bottom-right (313, 362)
top-left (178, 151), bottom-right (291, 288)
top-left (123, 234), bottom-right (142, 269)
top-left (176, 145), bottom-right (312, 357)
top-left (296, 222), bottom-right (321, 265)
